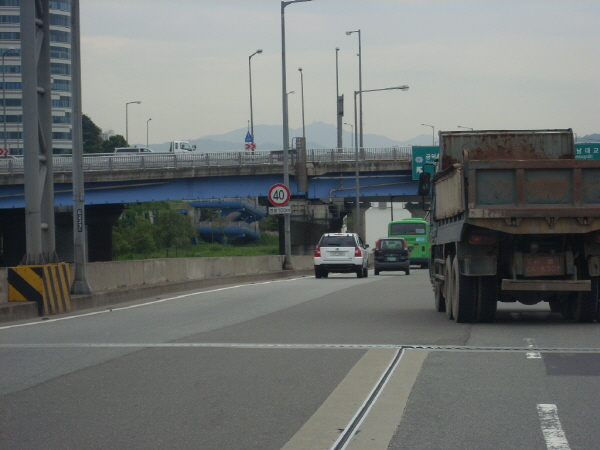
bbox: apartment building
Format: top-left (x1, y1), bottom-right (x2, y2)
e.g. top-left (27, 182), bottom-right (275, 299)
top-left (0, 0), bottom-right (73, 154)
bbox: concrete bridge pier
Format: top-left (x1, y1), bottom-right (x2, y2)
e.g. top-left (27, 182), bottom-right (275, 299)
top-left (285, 199), bottom-right (373, 256)
top-left (0, 204), bottom-right (124, 266)
top-left (283, 200), bottom-right (346, 256)
top-left (403, 201), bottom-right (430, 219)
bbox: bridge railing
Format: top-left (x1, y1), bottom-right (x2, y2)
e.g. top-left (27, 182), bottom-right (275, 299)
top-left (0, 147), bottom-right (413, 175)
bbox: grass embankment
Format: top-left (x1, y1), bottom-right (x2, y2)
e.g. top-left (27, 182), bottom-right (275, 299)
top-left (113, 234), bottom-right (280, 261)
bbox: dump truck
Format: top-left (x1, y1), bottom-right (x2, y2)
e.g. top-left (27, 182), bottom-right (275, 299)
top-left (418, 129), bottom-right (600, 323)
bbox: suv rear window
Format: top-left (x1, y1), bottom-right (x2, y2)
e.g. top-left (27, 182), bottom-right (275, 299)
top-left (380, 239), bottom-right (405, 250)
top-left (319, 236), bottom-right (356, 247)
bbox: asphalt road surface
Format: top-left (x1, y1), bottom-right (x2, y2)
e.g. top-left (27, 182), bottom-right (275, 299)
top-left (1, 269), bottom-right (599, 450)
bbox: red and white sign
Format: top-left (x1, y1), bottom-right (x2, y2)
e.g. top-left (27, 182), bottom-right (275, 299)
top-left (0, 148), bottom-right (9, 156)
top-left (245, 143), bottom-right (256, 150)
top-left (268, 183), bottom-right (291, 207)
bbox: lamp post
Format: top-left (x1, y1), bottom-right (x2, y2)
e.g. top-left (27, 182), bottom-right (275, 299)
top-left (457, 126), bottom-right (473, 131)
top-left (298, 68), bottom-right (305, 139)
top-left (125, 100), bottom-right (141, 144)
top-left (286, 90), bottom-right (294, 147)
top-left (346, 30), bottom-right (362, 150)
top-left (281, 0), bottom-right (312, 270)
top-left (353, 85), bottom-right (409, 238)
top-left (422, 123), bottom-right (435, 145)
top-left (344, 122), bottom-right (353, 149)
top-left (248, 49), bottom-right (262, 145)
top-left (2, 47), bottom-right (15, 152)
top-left (336, 47), bottom-right (342, 150)
top-left (146, 118), bottom-right (151, 147)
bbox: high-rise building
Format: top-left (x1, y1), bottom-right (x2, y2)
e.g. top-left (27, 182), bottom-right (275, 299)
top-left (0, 0), bottom-right (73, 154)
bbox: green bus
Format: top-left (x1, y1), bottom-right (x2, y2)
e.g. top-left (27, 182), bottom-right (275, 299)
top-left (388, 218), bottom-right (430, 268)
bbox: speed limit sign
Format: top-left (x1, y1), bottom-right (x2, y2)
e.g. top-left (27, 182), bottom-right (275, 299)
top-left (268, 183), bottom-right (291, 207)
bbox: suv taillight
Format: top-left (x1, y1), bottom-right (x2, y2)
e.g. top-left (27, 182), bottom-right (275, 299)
top-left (354, 246), bottom-right (362, 257)
top-left (315, 246), bottom-right (321, 257)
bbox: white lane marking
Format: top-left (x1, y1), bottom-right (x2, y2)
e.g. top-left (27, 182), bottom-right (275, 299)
top-left (0, 277), bottom-right (309, 330)
top-left (525, 338), bottom-right (542, 359)
top-left (537, 404), bottom-right (571, 450)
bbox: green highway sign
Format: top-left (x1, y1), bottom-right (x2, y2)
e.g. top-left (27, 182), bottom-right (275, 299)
top-left (412, 146), bottom-right (439, 180)
top-left (575, 143), bottom-right (600, 160)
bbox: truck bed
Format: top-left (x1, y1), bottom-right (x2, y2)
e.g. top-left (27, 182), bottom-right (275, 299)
top-left (433, 158), bottom-right (600, 234)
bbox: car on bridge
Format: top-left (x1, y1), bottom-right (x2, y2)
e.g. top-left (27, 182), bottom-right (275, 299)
top-left (314, 233), bottom-right (369, 278)
top-left (114, 147), bottom-right (153, 153)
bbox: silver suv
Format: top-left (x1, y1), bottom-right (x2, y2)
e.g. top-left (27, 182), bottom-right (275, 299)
top-left (314, 233), bottom-right (369, 278)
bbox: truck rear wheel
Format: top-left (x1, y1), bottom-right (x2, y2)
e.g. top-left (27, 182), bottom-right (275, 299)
top-left (451, 259), bottom-right (476, 323)
top-left (434, 279), bottom-right (446, 312)
top-left (444, 256), bottom-right (454, 320)
top-left (476, 276), bottom-right (497, 323)
top-left (572, 276), bottom-right (598, 322)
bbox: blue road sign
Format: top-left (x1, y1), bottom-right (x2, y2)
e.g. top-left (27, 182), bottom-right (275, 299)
top-left (245, 131), bottom-right (253, 143)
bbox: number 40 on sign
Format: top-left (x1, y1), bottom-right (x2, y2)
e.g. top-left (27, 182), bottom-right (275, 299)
top-left (268, 183), bottom-right (291, 207)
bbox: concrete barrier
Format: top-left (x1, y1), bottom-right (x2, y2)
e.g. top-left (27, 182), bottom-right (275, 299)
top-left (0, 255), bottom-right (315, 322)
top-left (84, 255), bottom-right (313, 292)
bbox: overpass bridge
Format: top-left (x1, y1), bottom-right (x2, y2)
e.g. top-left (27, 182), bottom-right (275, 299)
top-left (0, 147), bottom-right (427, 264)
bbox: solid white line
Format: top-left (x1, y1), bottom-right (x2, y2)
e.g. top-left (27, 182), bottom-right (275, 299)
top-left (0, 277), bottom-right (309, 330)
top-left (537, 404), bottom-right (571, 450)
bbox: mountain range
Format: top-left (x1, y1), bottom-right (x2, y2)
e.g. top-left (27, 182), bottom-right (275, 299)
top-left (144, 121), bottom-right (434, 153)
top-left (142, 123), bottom-right (600, 153)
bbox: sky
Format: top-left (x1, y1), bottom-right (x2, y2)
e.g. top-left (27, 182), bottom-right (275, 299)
top-left (80, 0), bottom-right (600, 147)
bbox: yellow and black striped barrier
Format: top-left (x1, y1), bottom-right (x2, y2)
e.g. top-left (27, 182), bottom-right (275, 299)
top-left (7, 263), bottom-right (72, 316)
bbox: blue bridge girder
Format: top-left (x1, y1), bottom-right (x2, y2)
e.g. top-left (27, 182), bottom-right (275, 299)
top-left (0, 147), bottom-right (421, 209)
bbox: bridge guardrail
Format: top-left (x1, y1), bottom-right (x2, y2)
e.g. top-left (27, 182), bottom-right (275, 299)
top-left (0, 147), bottom-right (413, 175)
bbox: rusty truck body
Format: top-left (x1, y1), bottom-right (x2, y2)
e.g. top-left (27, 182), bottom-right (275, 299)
top-left (422, 129), bottom-right (600, 323)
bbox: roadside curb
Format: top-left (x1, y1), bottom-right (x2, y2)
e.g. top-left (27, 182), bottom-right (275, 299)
top-left (0, 269), bottom-right (314, 324)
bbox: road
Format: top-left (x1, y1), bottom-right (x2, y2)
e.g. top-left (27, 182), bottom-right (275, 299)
top-left (1, 269), bottom-right (599, 450)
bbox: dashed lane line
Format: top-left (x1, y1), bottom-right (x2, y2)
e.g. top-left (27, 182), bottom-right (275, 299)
top-left (537, 404), bottom-right (571, 450)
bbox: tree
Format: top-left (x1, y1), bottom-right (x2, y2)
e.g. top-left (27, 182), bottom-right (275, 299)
top-left (154, 209), bottom-right (197, 256)
top-left (101, 134), bottom-right (128, 153)
top-left (82, 114), bottom-right (104, 153)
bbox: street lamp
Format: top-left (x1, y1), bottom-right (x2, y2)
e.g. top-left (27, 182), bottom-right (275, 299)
top-left (248, 49), bottom-right (262, 145)
top-left (2, 47), bottom-right (15, 152)
top-left (281, 0), bottom-right (312, 270)
top-left (457, 126), bottom-right (473, 131)
top-left (353, 85), bottom-right (409, 238)
top-left (336, 47), bottom-right (342, 150)
top-left (298, 67), bottom-right (305, 140)
top-left (422, 123), bottom-right (435, 146)
top-left (346, 30), bottom-right (362, 150)
top-left (344, 122), bottom-right (353, 149)
top-left (286, 90), bottom-right (294, 147)
top-left (146, 118), bottom-right (151, 148)
top-left (125, 100), bottom-right (141, 144)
